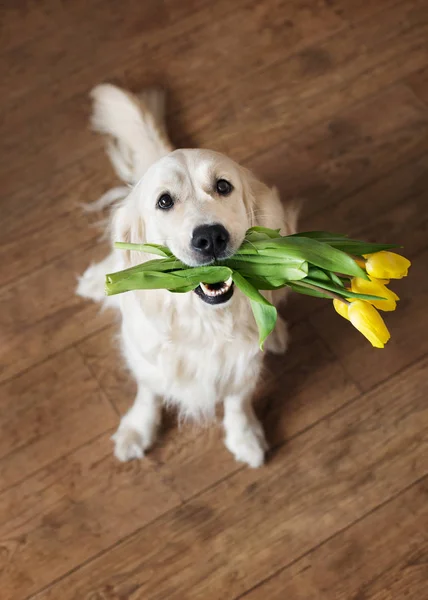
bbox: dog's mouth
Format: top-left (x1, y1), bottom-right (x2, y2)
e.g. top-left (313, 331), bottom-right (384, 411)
top-left (193, 277), bottom-right (234, 305)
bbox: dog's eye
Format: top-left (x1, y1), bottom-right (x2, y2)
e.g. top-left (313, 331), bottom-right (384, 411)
top-left (157, 193), bottom-right (174, 210)
top-left (216, 179), bottom-right (233, 196)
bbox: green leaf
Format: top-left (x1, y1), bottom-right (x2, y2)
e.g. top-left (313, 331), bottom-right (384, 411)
top-left (106, 271), bottom-right (192, 295)
top-left (106, 257), bottom-right (187, 283)
top-left (307, 267), bottom-right (331, 282)
top-left (246, 226), bottom-right (281, 238)
top-left (250, 237), bottom-right (368, 279)
top-left (171, 284), bottom-right (200, 293)
top-left (244, 276), bottom-right (287, 290)
top-left (114, 242), bottom-right (173, 257)
top-left (302, 278), bottom-right (386, 301)
top-left (173, 266), bottom-right (232, 285)
top-left (227, 253), bottom-right (304, 264)
top-left (288, 282), bottom-right (332, 299)
top-left (225, 259), bottom-right (308, 282)
top-left (329, 272), bottom-right (345, 287)
top-left (231, 272), bottom-right (277, 349)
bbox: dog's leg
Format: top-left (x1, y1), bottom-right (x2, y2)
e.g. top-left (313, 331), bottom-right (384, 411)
top-left (112, 383), bottom-right (161, 461)
top-left (223, 392), bottom-right (268, 468)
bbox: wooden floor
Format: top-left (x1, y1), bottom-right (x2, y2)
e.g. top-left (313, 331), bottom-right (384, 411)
top-left (1, 0), bottom-right (428, 598)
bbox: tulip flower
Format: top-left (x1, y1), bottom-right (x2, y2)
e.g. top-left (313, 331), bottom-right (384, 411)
top-left (365, 251), bottom-right (411, 280)
top-left (333, 299), bottom-right (391, 348)
top-left (333, 298), bottom-right (351, 321)
top-left (351, 277), bottom-right (399, 311)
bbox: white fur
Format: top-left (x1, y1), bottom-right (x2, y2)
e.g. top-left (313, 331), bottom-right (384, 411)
top-left (77, 84), bottom-right (297, 468)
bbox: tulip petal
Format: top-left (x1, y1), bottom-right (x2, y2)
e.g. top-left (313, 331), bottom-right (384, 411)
top-left (348, 300), bottom-right (391, 348)
top-left (350, 277), bottom-right (398, 311)
top-left (333, 298), bottom-right (350, 321)
top-left (365, 251), bottom-right (411, 280)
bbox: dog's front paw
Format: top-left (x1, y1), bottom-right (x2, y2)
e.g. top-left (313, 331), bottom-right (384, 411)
top-left (112, 426), bottom-right (148, 462)
top-left (225, 422), bottom-right (268, 468)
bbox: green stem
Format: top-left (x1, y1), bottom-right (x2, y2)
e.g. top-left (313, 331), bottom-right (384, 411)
top-left (297, 281), bottom-right (350, 303)
top-left (114, 242), bottom-right (148, 251)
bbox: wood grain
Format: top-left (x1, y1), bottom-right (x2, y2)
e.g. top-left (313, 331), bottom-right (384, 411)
top-left (0, 0), bottom-right (427, 598)
top-left (406, 65), bottom-right (428, 105)
top-left (0, 431), bottom-right (182, 599)
top-left (243, 477), bottom-right (428, 599)
top-left (0, 151), bottom-right (113, 288)
top-left (1, 0), bottom-right (409, 198)
top-left (250, 84), bottom-right (428, 217)
top-left (0, 243), bottom-right (112, 383)
top-left (0, 348), bottom-right (117, 491)
top-left (32, 356), bottom-right (428, 600)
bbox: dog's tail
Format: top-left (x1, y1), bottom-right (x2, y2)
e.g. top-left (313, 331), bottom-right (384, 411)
top-left (85, 84), bottom-right (174, 211)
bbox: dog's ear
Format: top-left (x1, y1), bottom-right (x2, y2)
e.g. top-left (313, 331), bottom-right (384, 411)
top-left (112, 188), bottom-right (146, 267)
top-left (240, 167), bottom-right (299, 235)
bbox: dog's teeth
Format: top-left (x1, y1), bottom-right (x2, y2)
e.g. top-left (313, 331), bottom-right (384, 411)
top-left (199, 278), bottom-right (232, 297)
top-left (200, 282), bottom-right (213, 296)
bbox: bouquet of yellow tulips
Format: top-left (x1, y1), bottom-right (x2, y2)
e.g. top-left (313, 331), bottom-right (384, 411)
top-left (106, 227), bottom-right (411, 349)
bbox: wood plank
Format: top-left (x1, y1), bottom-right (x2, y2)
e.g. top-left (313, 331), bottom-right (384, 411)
top-left (1, 2), bottom-right (427, 598)
top-left (1, 0), bottom-right (402, 199)
top-left (406, 66), bottom-right (428, 105)
top-left (0, 431), bottom-right (182, 600)
top-left (190, 0), bottom-right (428, 159)
top-left (0, 150), bottom-right (114, 288)
top-left (0, 348), bottom-right (117, 492)
top-left (77, 321), bottom-right (359, 499)
top-left (31, 354), bottom-right (428, 600)
top-left (1, 0), bottom-right (155, 53)
top-left (250, 83), bottom-right (428, 218)
top-left (0, 242), bottom-right (113, 384)
top-left (242, 477), bottom-right (428, 599)
top-left (306, 153), bottom-right (428, 248)
top-left (0, 0), bottom-right (168, 107)
top-left (343, 189), bottom-right (428, 259)
top-left (361, 547), bottom-right (428, 600)
top-left (0, 0), bottom-right (347, 116)
top-left (76, 325), bottom-right (135, 416)
top-left (311, 247), bottom-right (428, 392)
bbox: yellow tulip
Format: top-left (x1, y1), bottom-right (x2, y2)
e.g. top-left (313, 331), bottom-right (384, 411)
top-left (348, 300), bottom-right (391, 348)
top-left (333, 299), bottom-right (391, 348)
top-left (351, 277), bottom-right (399, 311)
top-left (364, 251), bottom-right (411, 280)
top-left (333, 298), bottom-right (350, 320)
top-left (354, 258), bottom-right (366, 270)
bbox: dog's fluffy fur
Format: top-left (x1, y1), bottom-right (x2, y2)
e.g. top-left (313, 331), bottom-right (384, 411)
top-left (77, 84), bottom-right (298, 468)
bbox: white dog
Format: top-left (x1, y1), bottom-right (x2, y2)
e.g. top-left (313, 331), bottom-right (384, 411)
top-left (77, 84), bottom-right (298, 468)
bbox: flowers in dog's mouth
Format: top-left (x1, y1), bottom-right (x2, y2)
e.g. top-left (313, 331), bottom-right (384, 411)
top-left (107, 230), bottom-right (411, 350)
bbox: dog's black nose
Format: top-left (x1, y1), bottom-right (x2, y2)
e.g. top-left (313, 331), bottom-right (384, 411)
top-left (191, 224), bottom-right (230, 258)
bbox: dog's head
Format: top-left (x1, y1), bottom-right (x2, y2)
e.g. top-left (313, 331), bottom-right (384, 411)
top-left (113, 149), bottom-right (291, 306)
